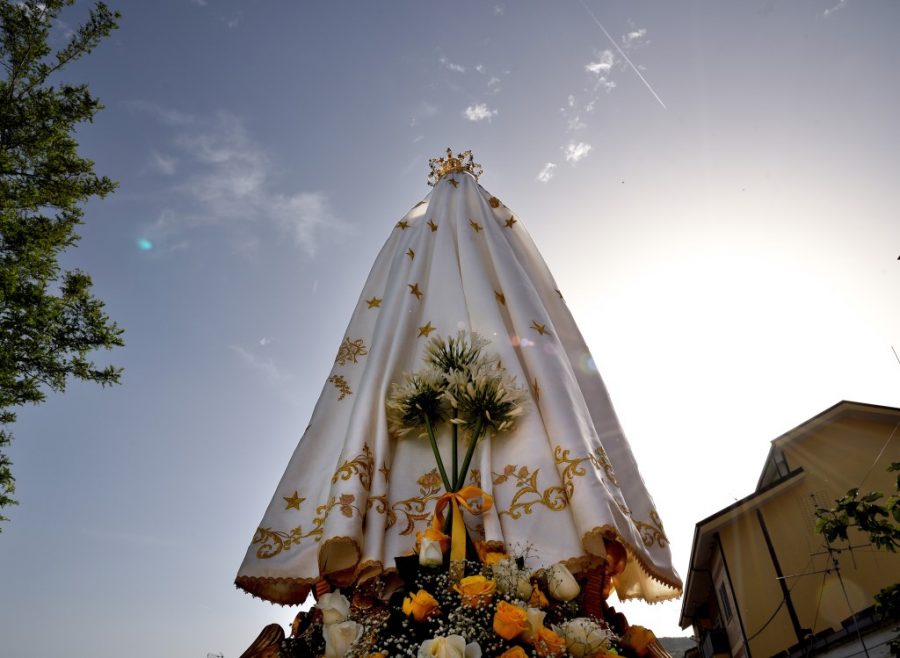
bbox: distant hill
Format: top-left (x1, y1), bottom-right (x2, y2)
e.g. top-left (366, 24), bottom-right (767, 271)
top-left (659, 636), bottom-right (698, 658)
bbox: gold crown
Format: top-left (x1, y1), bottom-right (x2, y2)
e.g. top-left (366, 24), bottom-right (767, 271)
top-left (427, 148), bottom-right (483, 186)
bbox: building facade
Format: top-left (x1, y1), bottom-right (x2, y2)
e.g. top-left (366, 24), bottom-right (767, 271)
top-left (679, 401), bottom-right (899, 658)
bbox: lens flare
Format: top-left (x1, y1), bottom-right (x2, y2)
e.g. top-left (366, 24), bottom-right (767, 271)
top-left (136, 238), bottom-right (153, 251)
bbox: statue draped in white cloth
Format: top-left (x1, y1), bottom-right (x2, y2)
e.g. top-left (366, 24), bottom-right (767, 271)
top-left (235, 151), bottom-right (682, 606)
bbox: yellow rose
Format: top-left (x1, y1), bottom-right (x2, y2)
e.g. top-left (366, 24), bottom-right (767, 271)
top-left (622, 625), bottom-right (656, 658)
top-left (528, 586), bottom-right (549, 608)
top-left (483, 551), bottom-right (509, 565)
top-left (453, 574), bottom-right (497, 607)
top-left (534, 627), bottom-right (567, 658)
top-left (492, 601), bottom-right (528, 640)
top-left (402, 589), bottom-right (440, 622)
top-left (498, 647), bottom-right (529, 658)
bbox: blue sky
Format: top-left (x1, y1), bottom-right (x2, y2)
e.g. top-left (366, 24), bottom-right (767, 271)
top-left (2, 1), bottom-right (899, 656)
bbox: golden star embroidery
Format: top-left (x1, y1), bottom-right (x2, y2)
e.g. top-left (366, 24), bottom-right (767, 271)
top-left (447, 178), bottom-right (459, 188)
top-left (505, 216), bottom-right (517, 228)
top-left (417, 321), bottom-right (436, 338)
top-left (395, 220), bottom-right (410, 230)
top-left (366, 297), bottom-right (382, 309)
top-left (335, 337), bottom-right (369, 365)
top-left (494, 290), bottom-right (506, 305)
top-left (406, 248), bottom-right (415, 260)
top-left (530, 320), bottom-right (550, 336)
top-left (427, 219), bottom-right (438, 232)
top-left (489, 197), bottom-right (501, 208)
top-left (283, 491), bottom-right (306, 511)
top-left (532, 378), bottom-right (541, 402)
top-left (469, 219), bottom-right (483, 233)
top-left (408, 283), bottom-right (423, 300)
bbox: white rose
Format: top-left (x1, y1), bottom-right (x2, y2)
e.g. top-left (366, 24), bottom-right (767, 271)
top-left (323, 620), bottom-right (363, 658)
top-left (317, 591), bottom-right (350, 625)
top-left (418, 634), bottom-right (482, 658)
top-left (521, 607), bottom-right (547, 644)
top-left (419, 536), bottom-right (444, 567)
top-left (545, 562), bottom-right (580, 602)
top-left (555, 617), bottom-right (614, 658)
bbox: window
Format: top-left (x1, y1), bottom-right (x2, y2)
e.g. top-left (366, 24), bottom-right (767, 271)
top-left (718, 582), bottom-right (734, 623)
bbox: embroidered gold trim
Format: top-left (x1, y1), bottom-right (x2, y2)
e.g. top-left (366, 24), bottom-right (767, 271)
top-left (335, 337), bottom-right (368, 366)
top-left (327, 374), bottom-right (352, 400)
top-left (332, 444), bottom-right (374, 491)
top-left (491, 465), bottom-right (567, 519)
top-left (367, 469), bottom-right (443, 535)
top-left (633, 509), bottom-right (670, 549)
top-left (589, 446), bottom-right (619, 487)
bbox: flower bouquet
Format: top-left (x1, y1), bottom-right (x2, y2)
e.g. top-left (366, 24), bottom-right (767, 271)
top-left (280, 546), bottom-right (669, 658)
top-left (268, 334), bottom-right (673, 658)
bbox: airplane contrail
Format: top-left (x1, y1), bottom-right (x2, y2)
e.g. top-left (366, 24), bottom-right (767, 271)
top-left (576, 0), bottom-right (667, 110)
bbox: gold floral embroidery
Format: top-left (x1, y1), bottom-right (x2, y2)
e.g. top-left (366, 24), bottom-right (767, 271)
top-left (332, 444), bottom-right (374, 491)
top-left (427, 219), bottom-right (438, 232)
top-left (589, 446), bottom-right (619, 487)
top-left (252, 493), bottom-right (365, 559)
top-left (469, 218), bottom-right (483, 233)
top-left (633, 509), bottom-right (669, 549)
top-left (491, 464), bottom-right (568, 519)
top-left (554, 446), bottom-right (589, 500)
top-left (335, 337), bottom-right (368, 366)
top-left (367, 469), bottom-right (443, 535)
top-left (327, 374), bottom-right (352, 400)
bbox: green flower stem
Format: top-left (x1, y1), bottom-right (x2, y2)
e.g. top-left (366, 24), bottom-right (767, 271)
top-left (423, 416), bottom-right (452, 493)
top-left (451, 421), bottom-right (459, 490)
top-left (454, 417), bottom-right (484, 492)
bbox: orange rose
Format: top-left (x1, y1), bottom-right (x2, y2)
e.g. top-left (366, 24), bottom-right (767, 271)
top-left (498, 647), bottom-right (529, 658)
top-left (492, 601), bottom-right (528, 640)
top-left (534, 627), bottom-right (567, 658)
top-left (402, 589), bottom-right (440, 622)
top-left (528, 586), bottom-right (549, 608)
top-left (453, 574), bottom-right (497, 607)
top-left (622, 625), bottom-right (656, 657)
top-left (367, 654), bottom-right (387, 658)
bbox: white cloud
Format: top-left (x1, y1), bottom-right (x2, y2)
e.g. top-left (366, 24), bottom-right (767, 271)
top-left (487, 76), bottom-right (501, 89)
top-left (537, 163), bottom-right (558, 183)
top-left (126, 100), bottom-right (195, 127)
top-left (585, 50), bottom-right (614, 74)
top-left (191, 0), bottom-right (208, 5)
top-left (230, 344), bottom-right (289, 383)
top-left (823, 0), bottom-right (849, 16)
top-left (565, 142), bottom-right (592, 164)
top-left (464, 103), bottom-right (498, 122)
top-left (439, 56), bottom-right (466, 73)
top-left (139, 107), bottom-right (342, 256)
top-left (623, 28), bottom-right (647, 46)
top-left (494, 5), bottom-right (505, 15)
top-left (475, 64), bottom-right (485, 74)
top-left (148, 151), bottom-right (177, 176)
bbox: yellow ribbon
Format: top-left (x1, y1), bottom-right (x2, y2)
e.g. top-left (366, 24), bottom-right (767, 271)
top-left (431, 486), bottom-right (494, 563)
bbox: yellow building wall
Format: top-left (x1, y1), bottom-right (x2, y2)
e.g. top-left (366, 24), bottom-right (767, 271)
top-left (718, 411), bottom-right (899, 658)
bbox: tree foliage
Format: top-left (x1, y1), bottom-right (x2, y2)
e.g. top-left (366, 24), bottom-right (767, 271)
top-left (0, 0), bottom-right (122, 527)
top-left (815, 462), bottom-right (900, 633)
top-left (815, 462), bottom-right (900, 553)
